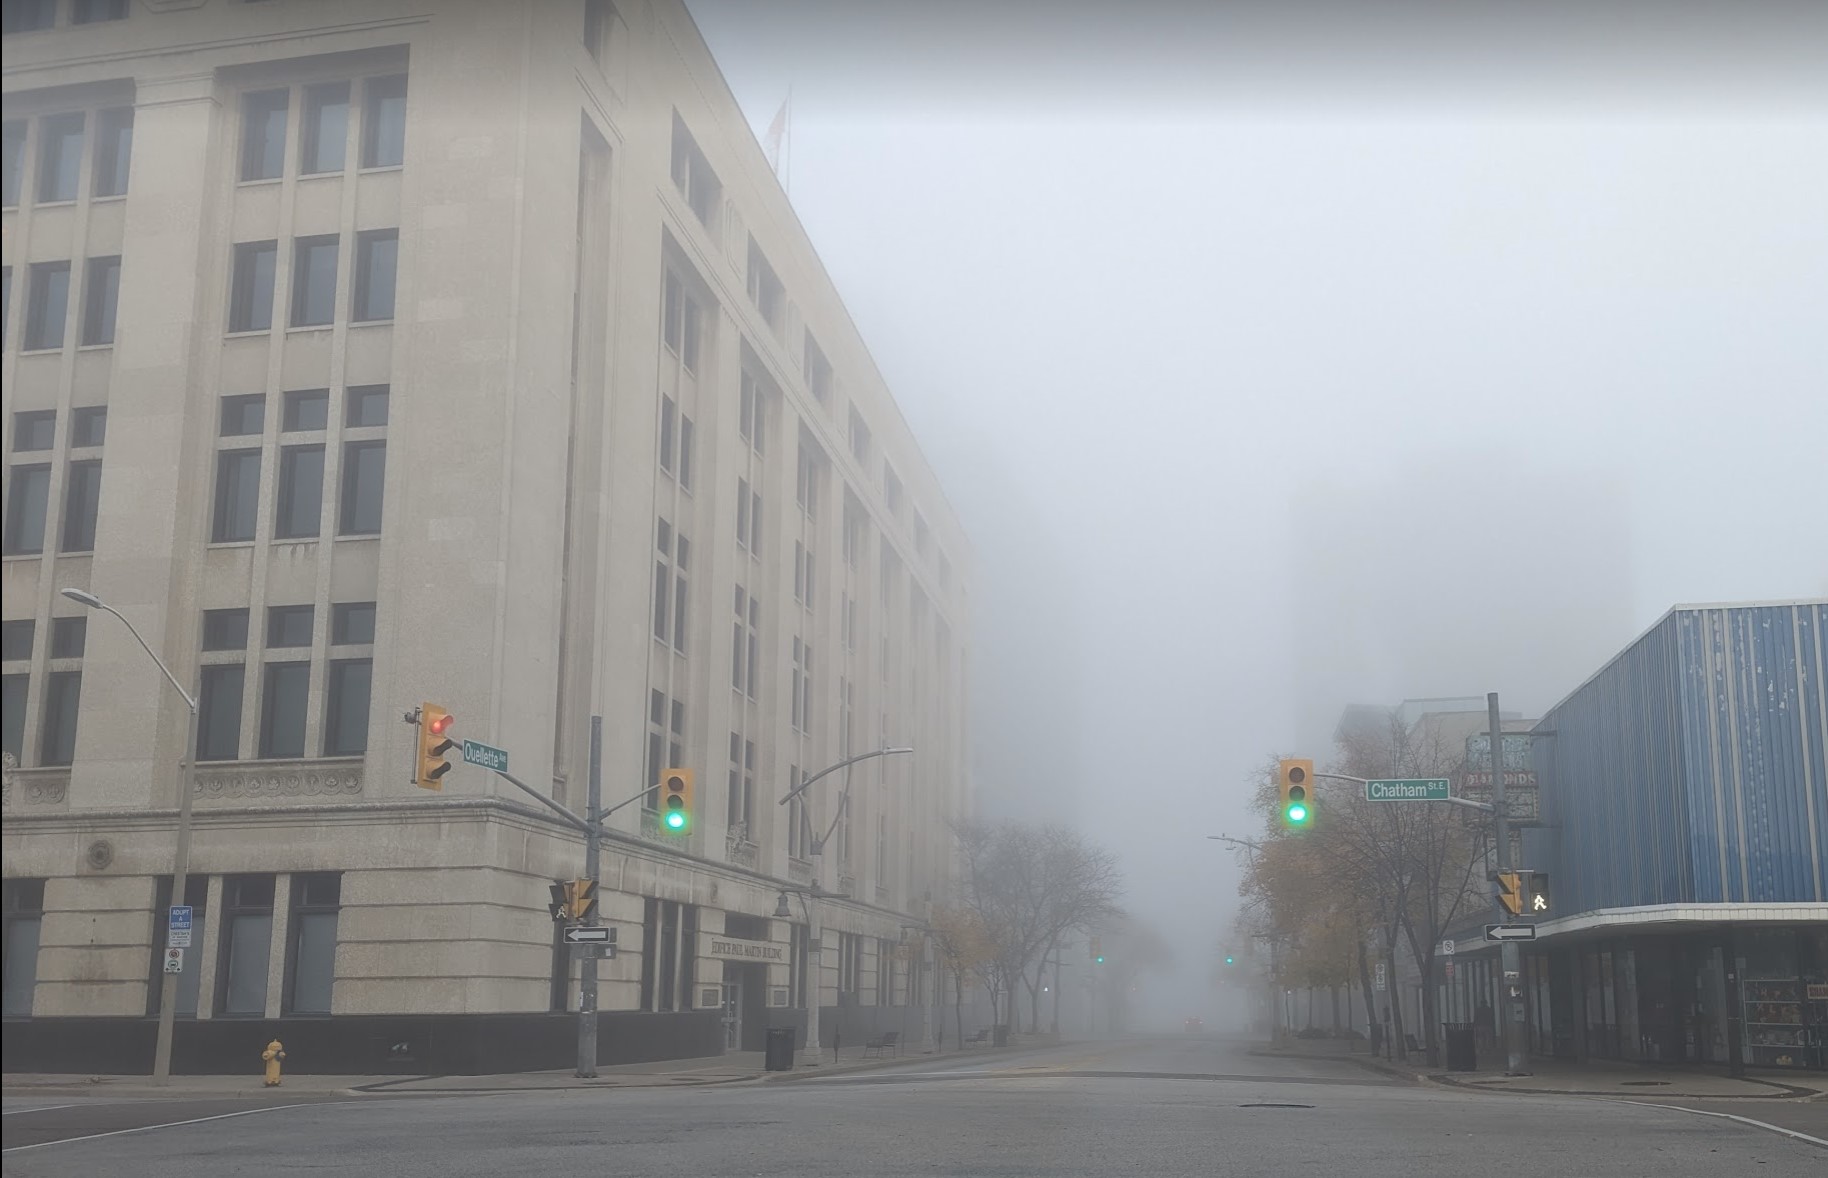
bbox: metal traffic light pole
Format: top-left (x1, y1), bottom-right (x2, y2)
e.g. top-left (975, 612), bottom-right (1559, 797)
top-left (577, 716), bottom-right (604, 1078)
top-left (1489, 693), bottom-right (1529, 1076)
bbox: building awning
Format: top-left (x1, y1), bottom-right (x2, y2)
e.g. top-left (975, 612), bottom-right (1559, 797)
top-left (1533, 902), bottom-right (1828, 939)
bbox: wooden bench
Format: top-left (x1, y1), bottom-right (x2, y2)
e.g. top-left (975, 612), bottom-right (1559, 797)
top-left (864, 1030), bottom-right (901, 1058)
top-left (965, 1028), bottom-right (992, 1047)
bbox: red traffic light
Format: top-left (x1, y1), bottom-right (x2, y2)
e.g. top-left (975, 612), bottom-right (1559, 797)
top-left (429, 711), bottom-right (454, 735)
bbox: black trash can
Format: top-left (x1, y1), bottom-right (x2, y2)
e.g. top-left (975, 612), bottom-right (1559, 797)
top-left (993, 1024), bottom-right (1010, 1048)
top-left (764, 1027), bottom-right (796, 1072)
top-left (1443, 1023), bottom-right (1477, 1072)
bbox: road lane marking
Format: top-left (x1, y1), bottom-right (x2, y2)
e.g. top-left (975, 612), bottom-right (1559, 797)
top-left (1612, 1100), bottom-right (1828, 1149)
top-left (1, 1101), bottom-right (355, 1154)
top-left (2, 1104), bottom-right (75, 1115)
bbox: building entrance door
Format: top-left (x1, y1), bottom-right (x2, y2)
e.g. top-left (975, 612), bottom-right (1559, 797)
top-left (722, 978), bottom-right (743, 1050)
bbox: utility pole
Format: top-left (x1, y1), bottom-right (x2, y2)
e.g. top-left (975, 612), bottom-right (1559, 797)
top-left (1490, 692), bottom-right (1530, 1076)
top-left (577, 716), bottom-right (603, 1078)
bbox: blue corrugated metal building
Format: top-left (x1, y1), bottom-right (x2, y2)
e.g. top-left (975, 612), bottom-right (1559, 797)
top-left (1516, 601), bottom-right (1828, 1071)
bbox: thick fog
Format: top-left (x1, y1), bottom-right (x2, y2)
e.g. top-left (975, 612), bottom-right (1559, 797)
top-left (688, 0), bottom-right (1828, 1028)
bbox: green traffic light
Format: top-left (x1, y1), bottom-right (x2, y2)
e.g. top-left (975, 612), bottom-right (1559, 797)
top-left (1286, 802), bottom-right (1309, 825)
top-left (1095, 955), bottom-right (1105, 964)
top-left (665, 810), bottom-right (687, 830)
top-left (1225, 956), bottom-right (1234, 965)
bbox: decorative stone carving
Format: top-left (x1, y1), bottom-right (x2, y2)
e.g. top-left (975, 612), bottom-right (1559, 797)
top-left (194, 761), bottom-right (363, 800)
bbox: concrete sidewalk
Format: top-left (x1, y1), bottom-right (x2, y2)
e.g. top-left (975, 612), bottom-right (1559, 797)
top-left (1253, 1037), bottom-right (1828, 1100)
top-left (2, 1041), bottom-right (1018, 1099)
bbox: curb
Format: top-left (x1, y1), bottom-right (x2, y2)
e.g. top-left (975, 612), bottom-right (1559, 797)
top-left (1246, 1048), bottom-right (1421, 1084)
top-left (1425, 1072), bottom-right (1823, 1101)
top-left (761, 1043), bottom-right (1033, 1084)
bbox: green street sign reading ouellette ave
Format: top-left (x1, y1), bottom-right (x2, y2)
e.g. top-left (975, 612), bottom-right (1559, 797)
top-left (462, 739), bottom-right (509, 773)
top-left (1365, 778), bottom-right (1452, 802)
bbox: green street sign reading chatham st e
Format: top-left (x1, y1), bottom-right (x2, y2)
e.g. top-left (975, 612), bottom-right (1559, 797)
top-left (1364, 778), bottom-right (1452, 802)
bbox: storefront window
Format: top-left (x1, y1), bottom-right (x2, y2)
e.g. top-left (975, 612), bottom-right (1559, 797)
top-left (1739, 929), bottom-right (1807, 1069)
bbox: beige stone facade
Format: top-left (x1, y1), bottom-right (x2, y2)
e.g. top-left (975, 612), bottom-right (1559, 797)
top-left (2, 0), bottom-right (968, 1058)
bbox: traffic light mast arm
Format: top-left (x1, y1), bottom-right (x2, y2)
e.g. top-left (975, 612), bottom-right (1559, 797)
top-left (776, 746), bottom-right (915, 806)
top-left (491, 766), bottom-right (595, 834)
top-left (1310, 770), bottom-right (1497, 815)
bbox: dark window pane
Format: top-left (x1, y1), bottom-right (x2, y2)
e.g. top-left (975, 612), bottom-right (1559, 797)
top-left (1, 674), bottom-right (25, 761)
top-left (361, 75), bottom-right (407, 168)
top-left (81, 256), bottom-right (120, 345)
top-left (2, 0), bottom-right (56, 32)
top-left (338, 440), bottom-right (385, 535)
top-left (13, 410), bottom-right (56, 451)
top-left (220, 395), bottom-right (265, 436)
top-left (70, 406), bottom-right (107, 448)
top-left (345, 385), bottom-right (389, 427)
top-left (229, 241), bottom-right (276, 332)
top-left (60, 460), bottom-right (102, 552)
top-left (222, 912), bottom-right (272, 1014)
top-left (274, 445), bottom-right (325, 539)
top-left (240, 90), bottom-right (288, 182)
top-left (50, 616), bottom-right (85, 659)
top-left (92, 106), bottom-right (132, 196)
top-left (197, 663), bottom-right (244, 761)
top-left (1, 621), bottom-right (32, 661)
top-left (37, 112), bottom-right (84, 203)
top-left (331, 602), bottom-right (375, 644)
top-left (3, 465), bottom-right (51, 554)
top-left (202, 608), bottom-right (249, 651)
top-left (258, 662), bottom-right (309, 758)
top-left (25, 261), bottom-right (70, 350)
top-left (352, 230), bottom-right (397, 321)
top-left (297, 873), bottom-right (340, 907)
top-left (323, 658), bottom-right (371, 756)
top-left (211, 450), bottom-right (260, 542)
top-left (291, 236), bottom-right (338, 327)
top-left (1, 912), bottom-right (40, 1016)
top-left (300, 82), bottom-right (349, 175)
top-left (39, 670), bottom-right (81, 766)
top-left (266, 605), bottom-right (314, 648)
top-left (288, 910), bottom-right (338, 1013)
top-left (2, 121), bottom-right (24, 205)
top-left (72, 0), bottom-right (128, 22)
top-left (282, 390), bottom-right (329, 432)
top-left (226, 874), bottom-right (275, 908)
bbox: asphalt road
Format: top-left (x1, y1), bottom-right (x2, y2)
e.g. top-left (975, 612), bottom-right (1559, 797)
top-left (5, 1036), bottom-right (1824, 1177)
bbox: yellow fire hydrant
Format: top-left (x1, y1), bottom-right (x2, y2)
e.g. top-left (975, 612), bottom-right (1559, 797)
top-left (262, 1039), bottom-right (286, 1087)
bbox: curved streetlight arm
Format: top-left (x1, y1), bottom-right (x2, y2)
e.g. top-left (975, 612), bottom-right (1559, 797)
top-left (776, 746), bottom-right (913, 806)
top-left (60, 589), bottom-right (197, 713)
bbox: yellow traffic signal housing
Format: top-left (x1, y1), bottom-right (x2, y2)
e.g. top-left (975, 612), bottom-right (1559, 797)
top-left (416, 704), bottom-right (456, 789)
top-left (1277, 758), bottom-right (1315, 828)
top-left (659, 768), bottom-right (693, 833)
top-left (1497, 871), bottom-right (1524, 916)
top-left (568, 878), bottom-right (597, 923)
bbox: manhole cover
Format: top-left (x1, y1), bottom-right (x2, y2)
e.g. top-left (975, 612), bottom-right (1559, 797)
top-left (1240, 1103), bottom-right (1314, 1109)
top-left (1620, 1081), bottom-right (1669, 1087)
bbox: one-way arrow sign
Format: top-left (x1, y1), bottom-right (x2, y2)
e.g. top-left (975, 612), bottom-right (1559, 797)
top-left (564, 926), bottom-right (616, 944)
top-left (1485, 924), bottom-right (1537, 942)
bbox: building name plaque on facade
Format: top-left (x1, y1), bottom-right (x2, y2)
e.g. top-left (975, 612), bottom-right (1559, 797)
top-left (704, 935), bottom-right (785, 962)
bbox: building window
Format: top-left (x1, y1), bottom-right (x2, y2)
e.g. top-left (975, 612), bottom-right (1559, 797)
top-left (883, 464), bottom-right (903, 517)
top-left (218, 874), bottom-right (275, 1016)
top-left (258, 661), bottom-right (309, 758)
top-left (805, 332), bottom-right (832, 405)
top-left (37, 112), bottom-right (84, 203)
top-left (338, 440), bottom-right (386, 535)
top-left (791, 637), bottom-right (812, 734)
top-left (738, 370), bottom-right (767, 455)
top-left (71, 406), bottom-right (106, 448)
top-left (839, 675), bottom-right (853, 758)
top-left (346, 385), bottom-right (389, 427)
top-left (352, 229), bottom-right (397, 322)
top-left (49, 617), bottom-right (85, 659)
top-left (285, 873), bottom-right (340, 1014)
top-left (1, 620), bottom-right (31, 661)
top-left (25, 261), bottom-right (70, 350)
top-left (229, 241), bottom-right (277, 332)
top-left (221, 394), bottom-right (265, 437)
top-left (266, 605), bottom-right (314, 649)
top-left (291, 235), bottom-right (339, 327)
top-left (878, 937), bottom-right (895, 1006)
top-left (793, 541), bottom-right (815, 609)
top-left (652, 519), bottom-right (688, 653)
top-left (92, 106), bottom-right (132, 197)
top-left (240, 90), bottom-right (289, 182)
top-left (211, 450), bottom-right (261, 542)
top-left (1, 674), bottom-right (25, 762)
top-left (795, 438), bottom-right (820, 520)
top-left (274, 445), bottom-right (325, 539)
top-left (1, 879), bottom-right (45, 1018)
top-left (669, 115), bottom-right (720, 228)
top-left (197, 663), bottom-right (245, 762)
top-left (202, 608), bottom-right (249, 651)
top-left (660, 269), bottom-right (701, 373)
top-left (787, 768), bottom-right (812, 859)
top-left (282, 389), bottom-right (328, 432)
top-left (746, 237), bottom-right (783, 332)
top-left (849, 408), bottom-right (870, 463)
top-left (732, 585), bottom-right (760, 697)
top-left (641, 689), bottom-right (685, 811)
top-left (59, 459), bottom-right (102, 552)
top-left (361, 75), bottom-right (407, 169)
top-left (14, 410), bottom-right (56, 451)
top-left (726, 732), bottom-right (754, 832)
top-left (840, 591), bottom-right (855, 651)
top-left (639, 899), bottom-right (696, 1012)
top-left (299, 82), bottom-right (349, 175)
top-left (39, 669), bottom-right (81, 766)
top-left (3, 464), bottom-right (51, 554)
top-left (2, 121), bottom-right (22, 205)
top-left (323, 658), bottom-right (371, 756)
top-left (331, 602), bottom-right (376, 644)
top-left (656, 396), bottom-right (695, 489)
top-left (80, 256), bottom-right (120, 346)
top-left (72, 0), bottom-right (128, 24)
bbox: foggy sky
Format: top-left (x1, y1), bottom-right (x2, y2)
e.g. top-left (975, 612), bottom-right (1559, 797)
top-left (687, 0), bottom-right (1828, 1019)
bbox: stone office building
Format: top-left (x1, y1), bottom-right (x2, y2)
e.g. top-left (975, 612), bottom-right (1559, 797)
top-left (2, 0), bottom-right (970, 1072)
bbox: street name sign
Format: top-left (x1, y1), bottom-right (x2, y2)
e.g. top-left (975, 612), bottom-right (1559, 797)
top-left (462, 740), bottom-right (509, 772)
top-left (564, 925), bottom-right (616, 944)
top-left (1485, 924), bottom-right (1537, 942)
top-left (168, 905), bottom-right (193, 949)
top-left (1365, 778), bottom-right (1451, 802)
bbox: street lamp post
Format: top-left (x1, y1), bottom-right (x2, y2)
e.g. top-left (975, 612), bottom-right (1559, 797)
top-left (60, 588), bottom-right (201, 1085)
top-left (777, 746), bottom-right (913, 1064)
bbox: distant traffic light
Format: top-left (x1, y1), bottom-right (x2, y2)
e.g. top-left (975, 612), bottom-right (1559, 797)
top-left (1224, 955), bottom-right (1235, 965)
top-left (416, 704), bottom-right (456, 789)
top-left (1278, 758), bottom-right (1314, 829)
top-left (1090, 936), bottom-right (1104, 964)
top-left (659, 768), bottom-right (694, 832)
